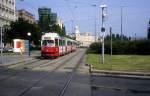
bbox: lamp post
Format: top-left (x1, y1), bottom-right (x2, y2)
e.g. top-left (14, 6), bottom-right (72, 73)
top-left (121, 6), bottom-right (123, 41)
top-left (27, 32), bottom-right (31, 57)
top-left (0, 26), bottom-right (3, 54)
top-left (120, 6), bottom-right (126, 41)
top-left (100, 4), bottom-right (107, 64)
top-left (92, 4), bottom-right (97, 42)
top-left (0, 26), bottom-right (3, 64)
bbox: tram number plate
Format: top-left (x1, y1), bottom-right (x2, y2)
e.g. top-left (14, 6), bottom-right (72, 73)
top-left (44, 37), bottom-right (51, 40)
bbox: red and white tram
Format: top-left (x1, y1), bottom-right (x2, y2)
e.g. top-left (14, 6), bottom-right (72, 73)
top-left (41, 32), bottom-right (77, 58)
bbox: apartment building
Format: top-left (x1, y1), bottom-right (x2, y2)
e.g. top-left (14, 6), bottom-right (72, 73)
top-left (18, 9), bottom-right (36, 24)
top-left (0, 0), bottom-right (16, 27)
top-left (74, 26), bottom-right (98, 47)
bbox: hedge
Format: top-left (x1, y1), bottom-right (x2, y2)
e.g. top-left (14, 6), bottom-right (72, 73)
top-left (87, 40), bottom-right (150, 55)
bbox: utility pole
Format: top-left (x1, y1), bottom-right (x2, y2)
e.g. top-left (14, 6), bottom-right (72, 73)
top-left (0, 27), bottom-right (3, 54)
top-left (121, 6), bottom-right (123, 41)
top-left (94, 18), bottom-right (97, 42)
top-left (110, 27), bottom-right (112, 62)
top-left (0, 26), bottom-right (3, 64)
top-left (100, 5), bottom-right (107, 64)
top-left (92, 4), bottom-right (97, 42)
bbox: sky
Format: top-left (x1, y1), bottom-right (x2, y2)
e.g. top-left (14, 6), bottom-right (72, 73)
top-left (16, 0), bottom-right (150, 38)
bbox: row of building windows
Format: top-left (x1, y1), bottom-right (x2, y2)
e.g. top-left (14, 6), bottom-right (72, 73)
top-left (0, 18), bottom-right (12, 26)
top-left (0, 14), bottom-right (15, 21)
top-left (0, 8), bottom-right (15, 15)
top-left (0, 0), bottom-right (15, 16)
top-left (0, 3), bottom-right (15, 10)
top-left (0, 0), bottom-right (15, 6)
top-left (0, 8), bottom-right (15, 21)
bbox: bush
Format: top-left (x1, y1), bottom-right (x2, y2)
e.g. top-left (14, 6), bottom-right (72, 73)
top-left (87, 40), bottom-right (150, 55)
top-left (87, 42), bottom-right (101, 54)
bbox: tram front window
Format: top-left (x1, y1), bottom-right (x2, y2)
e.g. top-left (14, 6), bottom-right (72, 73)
top-left (42, 40), bottom-right (54, 46)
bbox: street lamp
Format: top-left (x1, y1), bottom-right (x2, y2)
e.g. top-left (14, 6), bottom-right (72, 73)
top-left (92, 4), bottom-right (97, 42)
top-left (0, 26), bottom-right (3, 54)
top-left (27, 32), bottom-right (31, 57)
top-left (120, 6), bottom-right (126, 41)
top-left (100, 4), bottom-right (107, 64)
top-left (0, 26), bottom-right (3, 64)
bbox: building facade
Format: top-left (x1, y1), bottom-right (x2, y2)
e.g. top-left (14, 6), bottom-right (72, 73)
top-left (18, 9), bottom-right (36, 24)
top-left (74, 26), bottom-right (98, 47)
top-left (0, 0), bottom-right (16, 27)
top-left (38, 7), bottom-right (64, 32)
top-left (50, 13), bottom-right (57, 24)
top-left (38, 7), bottom-right (51, 32)
top-left (56, 18), bottom-right (64, 29)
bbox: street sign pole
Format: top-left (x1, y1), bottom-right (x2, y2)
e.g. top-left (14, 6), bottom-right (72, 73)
top-left (100, 5), bottom-right (107, 64)
top-left (0, 27), bottom-right (3, 64)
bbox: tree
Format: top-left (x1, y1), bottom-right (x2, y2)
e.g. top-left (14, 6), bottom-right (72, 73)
top-left (50, 24), bottom-right (66, 36)
top-left (147, 20), bottom-right (150, 39)
top-left (9, 18), bottom-right (31, 39)
top-left (3, 30), bottom-right (11, 46)
top-left (105, 33), bottom-right (129, 42)
top-left (5, 18), bottom-right (41, 46)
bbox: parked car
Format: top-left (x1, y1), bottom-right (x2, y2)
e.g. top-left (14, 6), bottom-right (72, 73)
top-left (3, 47), bottom-right (13, 52)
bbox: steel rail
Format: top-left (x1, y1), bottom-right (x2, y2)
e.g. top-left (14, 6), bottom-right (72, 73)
top-left (0, 59), bottom-right (47, 81)
top-left (0, 51), bottom-right (78, 82)
top-left (16, 50), bottom-right (81, 96)
top-left (58, 51), bottom-right (85, 96)
top-left (0, 59), bottom-right (41, 73)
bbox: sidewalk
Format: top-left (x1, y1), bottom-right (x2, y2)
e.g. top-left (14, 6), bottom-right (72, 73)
top-left (0, 57), bottom-right (34, 67)
top-left (90, 66), bottom-right (150, 79)
top-left (0, 51), bottom-right (39, 67)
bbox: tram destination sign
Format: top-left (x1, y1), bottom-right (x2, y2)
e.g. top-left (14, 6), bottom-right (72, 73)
top-left (44, 37), bottom-right (51, 40)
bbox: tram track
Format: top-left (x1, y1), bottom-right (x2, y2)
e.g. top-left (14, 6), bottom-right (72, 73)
top-left (0, 50), bottom-right (76, 74)
top-left (16, 49), bottom-right (83, 96)
top-left (0, 59), bottom-right (50, 82)
top-left (0, 59), bottom-right (41, 73)
top-left (58, 51), bottom-right (85, 96)
top-left (0, 51), bottom-right (78, 82)
top-left (0, 49), bottom-right (86, 96)
top-left (17, 49), bottom-right (84, 96)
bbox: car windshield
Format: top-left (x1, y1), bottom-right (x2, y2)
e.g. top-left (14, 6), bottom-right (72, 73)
top-left (42, 40), bottom-right (54, 46)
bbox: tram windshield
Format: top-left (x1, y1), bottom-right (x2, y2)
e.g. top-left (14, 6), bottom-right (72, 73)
top-left (42, 40), bottom-right (54, 46)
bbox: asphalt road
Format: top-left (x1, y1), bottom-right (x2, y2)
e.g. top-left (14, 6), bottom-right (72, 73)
top-left (1, 49), bottom-right (150, 96)
top-left (0, 49), bottom-right (91, 96)
top-left (91, 74), bottom-right (150, 96)
top-left (0, 51), bottom-right (40, 64)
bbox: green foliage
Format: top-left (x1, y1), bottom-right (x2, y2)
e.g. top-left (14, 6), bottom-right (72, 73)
top-left (3, 25), bottom-right (12, 44)
top-left (49, 24), bottom-right (66, 36)
top-left (105, 33), bottom-right (130, 42)
top-left (88, 34), bottom-right (150, 55)
top-left (147, 20), bottom-right (150, 39)
top-left (148, 26), bottom-right (150, 39)
top-left (87, 42), bottom-right (101, 53)
top-left (5, 18), bottom-right (41, 46)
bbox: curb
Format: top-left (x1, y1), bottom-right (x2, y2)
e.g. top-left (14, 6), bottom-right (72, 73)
top-left (89, 65), bottom-right (150, 80)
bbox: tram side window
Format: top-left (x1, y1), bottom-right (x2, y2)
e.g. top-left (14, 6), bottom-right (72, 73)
top-left (55, 39), bottom-right (59, 46)
top-left (67, 41), bottom-right (72, 46)
top-left (63, 40), bottom-right (65, 46)
top-left (42, 40), bottom-right (46, 46)
top-left (59, 39), bottom-right (62, 46)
